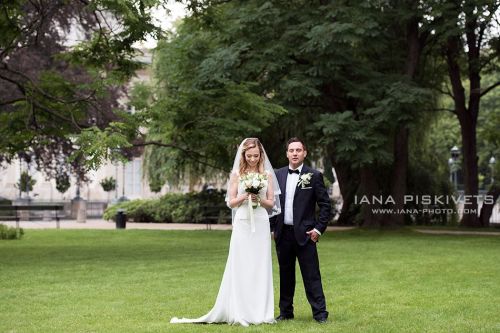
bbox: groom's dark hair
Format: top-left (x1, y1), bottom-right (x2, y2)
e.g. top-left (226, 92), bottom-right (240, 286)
top-left (286, 137), bottom-right (307, 151)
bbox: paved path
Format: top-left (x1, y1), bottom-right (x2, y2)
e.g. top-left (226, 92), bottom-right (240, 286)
top-left (414, 229), bottom-right (500, 236)
top-left (0, 219), bottom-right (355, 232)
top-left (3, 220), bottom-right (498, 236)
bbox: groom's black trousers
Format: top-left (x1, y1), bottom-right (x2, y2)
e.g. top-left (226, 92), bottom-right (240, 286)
top-left (276, 225), bottom-right (328, 320)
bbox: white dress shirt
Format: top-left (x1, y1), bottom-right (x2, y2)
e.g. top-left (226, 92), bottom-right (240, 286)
top-left (284, 164), bottom-right (302, 225)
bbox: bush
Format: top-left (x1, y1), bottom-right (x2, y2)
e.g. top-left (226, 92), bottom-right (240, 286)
top-left (154, 193), bottom-right (196, 223)
top-left (102, 190), bottom-right (228, 223)
top-left (103, 199), bottom-right (158, 222)
top-left (55, 173), bottom-right (71, 194)
top-left (0, 224), bottom-right (24, 240)
top-left (0, 197), bottom-right (12, 205)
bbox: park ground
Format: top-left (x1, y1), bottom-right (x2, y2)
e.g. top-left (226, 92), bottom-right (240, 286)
top-left (0, 227), bottom-right (499, 333)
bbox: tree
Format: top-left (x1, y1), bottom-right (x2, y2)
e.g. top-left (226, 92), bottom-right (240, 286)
top-left (16, 171), bottom-right (36, 198)
top-left (175, 0), bottom-right (500, 228)
top-left (0, 0), bottom-right (166, 178)
top-left (437, 0), bottom-right (500, 226)
top-left (139, 1), bottom-right (446, 227)
top-left (46, 1), bottom-right (498, 228)
top-left (132, 18), bottom-right (286, 189)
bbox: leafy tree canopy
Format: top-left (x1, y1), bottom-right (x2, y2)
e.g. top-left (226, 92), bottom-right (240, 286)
top-left (0, 0), bottom-right (167, 181)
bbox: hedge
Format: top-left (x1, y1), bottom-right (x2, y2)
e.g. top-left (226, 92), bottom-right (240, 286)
top-left (103, 190), bottom-right (230, 223)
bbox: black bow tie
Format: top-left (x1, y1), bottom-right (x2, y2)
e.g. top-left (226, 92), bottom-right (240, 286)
top-left (288, 169), bottom-right (300, 174)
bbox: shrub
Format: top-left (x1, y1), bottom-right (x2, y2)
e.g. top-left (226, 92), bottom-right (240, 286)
top-left (0, 198), bottom-right (12, 205)
top-left (55, 173), bottom-right (71, 194)
top-left (103, 199), bottom-right (158, 222)
top-left (102, 190), bottom-right (228, 223)
top-left (154, 193), bottom-right (195, 223)
top-left (0, 224), bottom-right (24, 240)
top-left (17, 171), bottom-right (36, 193)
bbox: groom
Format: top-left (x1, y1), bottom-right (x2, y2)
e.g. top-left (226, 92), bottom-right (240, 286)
top-left (270, 137), bottom-right (332, 323)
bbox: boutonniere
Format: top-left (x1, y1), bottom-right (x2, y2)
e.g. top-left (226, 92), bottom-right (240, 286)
top-left (297, 173), bottom-right (313, 188)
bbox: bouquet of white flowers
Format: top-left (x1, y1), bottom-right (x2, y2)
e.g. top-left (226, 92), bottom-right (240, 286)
top-left (240, 172), bottom-right (267, 198)
top-left (239, 172), bottom-right (267, 232)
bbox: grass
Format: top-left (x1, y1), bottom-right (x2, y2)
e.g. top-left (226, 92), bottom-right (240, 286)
top-left (0, 228), bottom-right (499, 332)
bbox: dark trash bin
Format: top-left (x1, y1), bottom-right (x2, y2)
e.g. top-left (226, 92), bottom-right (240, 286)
top-left (116, 209), bottom-right (127, 229)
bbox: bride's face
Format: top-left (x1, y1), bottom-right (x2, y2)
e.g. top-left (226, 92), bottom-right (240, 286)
top-left (245, 146), bottom-right (261, 169)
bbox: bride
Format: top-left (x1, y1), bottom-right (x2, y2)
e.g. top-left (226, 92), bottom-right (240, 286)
top-left (170, 138), bottom-right (281, 326)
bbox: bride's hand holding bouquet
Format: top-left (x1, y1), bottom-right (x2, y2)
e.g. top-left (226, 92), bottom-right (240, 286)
top-left (240, 172), bottom-right (267, 208)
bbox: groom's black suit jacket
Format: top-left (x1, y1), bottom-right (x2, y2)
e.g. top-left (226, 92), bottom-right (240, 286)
top-left (270, 165), bottom-right (332, 246)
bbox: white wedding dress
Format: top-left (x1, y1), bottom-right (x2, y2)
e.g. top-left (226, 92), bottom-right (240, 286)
top-left (170, 182), bottom-right (275, 327)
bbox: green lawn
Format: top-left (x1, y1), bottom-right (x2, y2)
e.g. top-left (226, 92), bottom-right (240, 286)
top-left (0, 228), bottom-right (499, 333)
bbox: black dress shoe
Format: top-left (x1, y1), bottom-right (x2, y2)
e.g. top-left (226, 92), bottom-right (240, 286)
top-left (315, 317), bottom-right (328, 324)
top-left (276, 314), bottom-right (294, 321)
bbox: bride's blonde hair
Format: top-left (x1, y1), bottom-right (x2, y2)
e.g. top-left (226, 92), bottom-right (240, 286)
top-left (239, 138), bottom-right (265, 175)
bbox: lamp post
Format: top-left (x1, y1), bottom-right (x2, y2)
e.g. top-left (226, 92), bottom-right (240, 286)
top-left (18, 154), bottom-right (23, 199)
top-left (110, 148), bottom-right (121, 202)
top-left (449, 146), bottom-right (460, 190)
top-left (75, 182), bottom-right (81, 199)
top-left (448, 157), bottom-right (454, 184)
top-left (489, 156), bottom-right (496, 185)
top-left (118, 160), bottom-right (128, 202)
top-left (115, 162), bottom-right (119, 200)
top-left (110, 148), bottom-right (128, 203)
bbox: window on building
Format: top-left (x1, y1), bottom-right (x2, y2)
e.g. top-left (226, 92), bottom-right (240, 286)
top-left (125, 158), bottom-right (143, 197)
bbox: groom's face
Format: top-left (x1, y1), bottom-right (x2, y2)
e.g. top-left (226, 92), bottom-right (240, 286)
top-left (287, 142), bottom-right (307, 169)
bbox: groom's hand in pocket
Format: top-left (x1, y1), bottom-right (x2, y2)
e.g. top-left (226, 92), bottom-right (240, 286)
top-left (306, 230), bottom-right (320, 242)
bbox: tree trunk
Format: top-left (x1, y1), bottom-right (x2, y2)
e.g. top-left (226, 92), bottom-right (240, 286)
top-left (445, 9), bottom-right (482, 227)
top-left (389, 13), bottom-right (423, 226)
top-left (360, 166), bottom-right (384, 227)
top-left (390, 126), bottom-right (409, 226)
top-left (479, 185), bottom-right (500, 227)
top-left (458, 114), bottom-right (480, 227)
